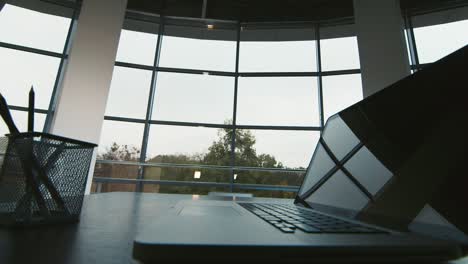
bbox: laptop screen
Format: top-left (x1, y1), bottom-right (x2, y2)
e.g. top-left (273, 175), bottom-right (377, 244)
top-left (296, 45), bottom-right (468, 243)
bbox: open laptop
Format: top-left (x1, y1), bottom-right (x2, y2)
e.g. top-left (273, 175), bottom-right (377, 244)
top-left (133, 45), bottom-right (468, 263)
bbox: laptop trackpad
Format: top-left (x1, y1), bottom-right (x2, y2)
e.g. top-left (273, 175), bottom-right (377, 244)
top-left (179, 205), bottom-right (241, 217)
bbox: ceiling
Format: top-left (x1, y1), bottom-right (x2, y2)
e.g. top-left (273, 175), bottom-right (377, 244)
top-left (126, 0), bottom-right (468, 22)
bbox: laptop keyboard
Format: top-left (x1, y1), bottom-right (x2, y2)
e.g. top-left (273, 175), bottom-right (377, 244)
top-left (239, 203), bottom-right (385, 234)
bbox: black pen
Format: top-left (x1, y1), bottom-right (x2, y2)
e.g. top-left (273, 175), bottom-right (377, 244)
top-left (28, 87), bottom-right (34, 132)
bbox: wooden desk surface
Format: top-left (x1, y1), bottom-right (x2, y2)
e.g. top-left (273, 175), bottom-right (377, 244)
top-left (0, 192), bottom-right (467, 264)
top-left (0, 192), bottom-right (290, 264)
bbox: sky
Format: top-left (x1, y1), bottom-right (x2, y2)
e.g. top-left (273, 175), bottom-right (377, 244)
top-left (1, 4), bottom-right (467, 168)
top-left (102, 29), bottom-right (363, 168)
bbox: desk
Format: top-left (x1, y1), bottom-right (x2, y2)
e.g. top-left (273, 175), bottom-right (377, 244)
top-left (1, 192), bottom-right (467, 264)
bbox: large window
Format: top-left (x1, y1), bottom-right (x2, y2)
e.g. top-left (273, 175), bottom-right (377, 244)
top-left (320, 36), bottom-right (360, 71)
top-left (115, 29), bottom-right (158, 66)
top-left (152, 72), bottom-right (234, 124)
top-left (0, 4), bottom-right (70, 52)
top-left (93, 16), bottom-right (364, 198)
top-left (105, 66), bottom-right (153, 119)
top-left (0, 3), bottom-right (74, 134)
top-left (239, 27), bottom-right (317, 72)
top-left (322, 74), bottom-right (363, 121)
top-left (405, 6), bottom-right (468, 67)
top-left (237, 77), bottom-right (319, 126)
top-left (160, 25), bottom-right (236, 72)
top-left (0, 48), bottom-right (60, 109)
top-left (413, 19), bottom-right (468, 64)
top-left (146, 125), bottom-right (224, 165)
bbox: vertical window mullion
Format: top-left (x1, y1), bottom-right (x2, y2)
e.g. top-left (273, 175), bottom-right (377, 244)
top-left (136, 19), bottom-right (165, 192)
top-left (230, 22), bottom-right (241, 193)
top-left (315, 23), bottom-right (325, 131)
top-left (404, 11), bottom-right (420, 70)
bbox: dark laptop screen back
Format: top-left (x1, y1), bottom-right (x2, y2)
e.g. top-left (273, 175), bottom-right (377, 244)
top-left (296, 45), bottom-right (468, 243)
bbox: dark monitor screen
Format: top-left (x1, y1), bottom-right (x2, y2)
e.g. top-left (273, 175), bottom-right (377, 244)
top-left (296, 45), bottom-right (468, 244)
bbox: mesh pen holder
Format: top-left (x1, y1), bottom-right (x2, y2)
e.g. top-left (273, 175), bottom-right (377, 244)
top-left (0, 132), bottom-right (96, 226)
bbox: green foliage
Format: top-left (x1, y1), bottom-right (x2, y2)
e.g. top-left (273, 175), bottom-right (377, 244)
top-left (99, 125), bottom-right (303, 198)
top-left (98, 142), bottom-right (140, 161)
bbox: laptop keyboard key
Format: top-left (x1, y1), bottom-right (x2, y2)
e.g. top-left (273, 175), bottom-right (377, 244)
top-left (279, 227), bottom-right (295, 233)
top-left (295, 224), bottom-right (321, 233)
top-left (239, 203), bottom-right (385, 234)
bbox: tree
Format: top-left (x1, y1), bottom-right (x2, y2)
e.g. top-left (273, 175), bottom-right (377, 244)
top-left (203, 127), bottom-right (259, 166)
top-left (98, 124), bottom-right (301, 198)
top-left (98, 142), bottom-right (140, 161)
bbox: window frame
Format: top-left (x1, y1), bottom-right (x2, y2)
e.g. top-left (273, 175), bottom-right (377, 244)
top-left (0, 2), bottom-right (78, 133)
top-left (95, 14), bottom-right (364, 195)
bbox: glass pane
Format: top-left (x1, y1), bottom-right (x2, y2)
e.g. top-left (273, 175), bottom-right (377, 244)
top-left (414, 19), bottom-right (468, 63)
top-left (143, 184), bottom-right (229, 195)
top-left (93, 162), bottom-right (139, 179)
top-left (0, 4), bottom-right (70, 52)
top-left (305, 170), bottom-right (369, 211)
top-left (160, 26), bottom-right (236, 71)
top-left (320, 36), bottom-right (360, 71)
top-left (235, 129), bottom-right (320, 169)
top-left (146, 125), bottom-right (228, 165)
top-left (0, 47), bottom-right (60, 109)
top-left (0, 110), bottom-right (46, 136)
top-left (237, 77), bottom-right (320, 126)
top-left (105, 66), bottom-right (152, 119)
top-left (144, 166), bottom-right (230, 183)
top-left (152, 72), bottom-right (234, 124)
top-left (234, 169), bottom-right (305, 187)
top-left (232, 188), bottom-right (297, 198)
top-left (91, 182), bottom-right (136, 193)
top-left (240, 37), bottom-right (317, 72)
top-left (322, 115), bottom-right (360, 161)
top-left (298, 143), bottom-right (335, 196)
top-left (115, 29), bottom-right (158, 65)
top-left (344, 146), bottom-right (393, 196)
top-left (322, 74), bottom-right (363, 121)
top-left (97, 120), bottom-right (144, 161)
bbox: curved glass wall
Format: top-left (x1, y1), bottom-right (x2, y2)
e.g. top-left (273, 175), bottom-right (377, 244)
top-left (4, 1), bottom-right (465, 198)
top-left (93, 14), bottom-right (364, 197)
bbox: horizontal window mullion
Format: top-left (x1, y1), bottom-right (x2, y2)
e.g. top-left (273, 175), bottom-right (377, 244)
top-left (114, 61), bottom-right (154, 71)
top-left (102, 118), bottom-right (321, 133)
top-left (104, 115), bottom-right (147, 123)
top-left (92, 177), bottom-right (300, 192)
top-left (149, 119), bottom-right (233, 129)
top-left (156, 66), bottom-right (237, 77)
top-left (234, 166), bottom-right (306, 173)
top-left (239, 72), bottom-right (319, 77)
top-left (96, 159), bottom-right (306, 173)
top-left (114, 64), bottom-right (361, 78)
top-left (235, 125), bottom-right (321, 131)
top-left (0, 41), bottom-right (65, 58)
top-left (7, 105), bottom-right (49, 114)
top-left (93, 177), bottom-right (230, 188)
top-left (97, 159), bottom-right (233, 170)
top-left (320, 69), bottom-right (361, 76)
top-left (233, 183), bottom-right (300, 192)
